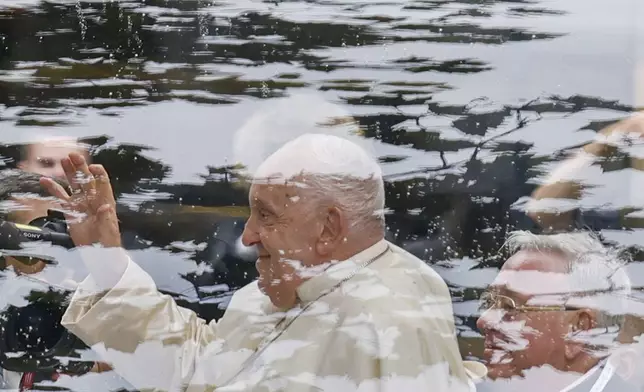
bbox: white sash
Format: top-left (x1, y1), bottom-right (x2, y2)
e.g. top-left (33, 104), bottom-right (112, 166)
top-left (560, 361), bottom-right (615, 392)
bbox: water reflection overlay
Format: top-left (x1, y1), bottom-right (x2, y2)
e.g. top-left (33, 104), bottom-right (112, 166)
top-left (0, 0), bottom-right (643, 389)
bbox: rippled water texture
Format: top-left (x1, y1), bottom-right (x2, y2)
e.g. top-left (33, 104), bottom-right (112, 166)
top-left (0, 0), bottom-right (642, 359)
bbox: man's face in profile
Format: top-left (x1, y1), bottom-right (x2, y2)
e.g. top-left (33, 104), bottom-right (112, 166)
top-left (476, 250), bottom-right (575, 379)
top-left (242, 180), bottom-right (324, 309)
top-left (18, 141), bottom-right (88, 180)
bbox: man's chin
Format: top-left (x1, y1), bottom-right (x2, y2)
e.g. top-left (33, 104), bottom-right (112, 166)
top-left (483, 351), bottom-right (518, 380)
top-left (486, 364), bottom-right (518, 381)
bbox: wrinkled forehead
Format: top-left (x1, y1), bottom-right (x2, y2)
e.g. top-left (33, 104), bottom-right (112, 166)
top-left (492, 249), bottom-right (571, 297)
top-left (248, 180), bottom-right (310, 209)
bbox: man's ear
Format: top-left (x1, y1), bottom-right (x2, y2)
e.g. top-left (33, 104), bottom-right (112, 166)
top-left (564, 309), bottom-right (596, 361)
top-left (316, 206), bottom-right (347, 255)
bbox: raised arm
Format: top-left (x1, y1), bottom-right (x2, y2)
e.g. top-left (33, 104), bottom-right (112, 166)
top-left (526, 113), bottom-right (644, 231)
top-left (39, 153), bottom-right (221, 391)
top-left (61, 248), bottom-right (219, 391)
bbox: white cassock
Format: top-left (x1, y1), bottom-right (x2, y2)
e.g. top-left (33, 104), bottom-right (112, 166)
top-left (61, 240), bottom-right (487, 392)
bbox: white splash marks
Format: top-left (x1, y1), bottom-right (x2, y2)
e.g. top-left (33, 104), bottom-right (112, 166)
top-left (198, 9), bottom-right (209, 37)
top-left (76, 0), bottom-right (87, 41)
top-left (260, 81), bottom-right (270, 98)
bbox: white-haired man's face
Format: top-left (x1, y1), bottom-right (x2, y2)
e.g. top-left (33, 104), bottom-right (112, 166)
top-left (476, 250), bottom-right (603, 380)
top-left (241, 178), bottom-right (347, 309)
top-left (239, 132), bottom-right (381, 309)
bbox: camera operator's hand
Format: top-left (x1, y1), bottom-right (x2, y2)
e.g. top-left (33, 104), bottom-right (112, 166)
top-left (39, 152), bottom-right (121, 248)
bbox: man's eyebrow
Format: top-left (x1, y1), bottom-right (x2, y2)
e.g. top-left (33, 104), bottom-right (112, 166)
top-left (494, 285), bottom-right (523, 301)
top-left (251, 196), bottom-right (276, 212)
top-left (501, 285), bottom-right (542, 304)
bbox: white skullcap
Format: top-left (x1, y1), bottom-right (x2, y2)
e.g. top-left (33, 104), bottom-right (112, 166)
top-left (232, 92), bottom-right (377, 178)
top-left (254, 133), bottom-right (382, 183)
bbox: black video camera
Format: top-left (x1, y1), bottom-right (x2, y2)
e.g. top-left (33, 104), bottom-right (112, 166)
top-left (0, 210), bottom-right (93, 374)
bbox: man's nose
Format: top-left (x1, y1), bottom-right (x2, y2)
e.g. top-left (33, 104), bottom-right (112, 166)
top-left (52, 165), bottom-right (66, 180)
top-left (476, 308), bottom-right (504, 332)
top-left (241, 222), bottom-right (260, 247)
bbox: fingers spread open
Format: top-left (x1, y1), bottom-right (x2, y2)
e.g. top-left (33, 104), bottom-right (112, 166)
top-left (61, 157), bottom-right (78, 193)
top-left (69, 152), bottom-right (96, 196)
top-left (89, 164), bottom-right (116, 205)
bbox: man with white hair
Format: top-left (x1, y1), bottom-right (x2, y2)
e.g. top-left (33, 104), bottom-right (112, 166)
top-left (477, 230), bottom-right (640, 392)
top-left (38, 134), bottom-right (486, 391)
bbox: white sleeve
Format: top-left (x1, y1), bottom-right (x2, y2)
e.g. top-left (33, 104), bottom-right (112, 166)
top-left (61, 255), bottom-right (220, 391)
top-left (73, 245), bottom-right (129, 292)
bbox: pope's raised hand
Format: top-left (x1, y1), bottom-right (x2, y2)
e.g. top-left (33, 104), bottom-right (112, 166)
top-left (40, 152), bottom-right (121, 248)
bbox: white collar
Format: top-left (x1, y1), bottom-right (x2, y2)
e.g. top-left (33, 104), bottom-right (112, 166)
top-left (295, 239), bottom-right (389, 303)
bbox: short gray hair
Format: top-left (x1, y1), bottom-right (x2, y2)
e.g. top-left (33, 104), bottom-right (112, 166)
top-left (254, 133), bottom-right (386, 233)
top-left (304, 173), bottom-right (386, 232)
top-left (504, 230), bottom-right (631, 330)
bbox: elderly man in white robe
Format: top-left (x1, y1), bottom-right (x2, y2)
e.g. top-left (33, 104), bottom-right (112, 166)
top-left (39, 133), bottom-right (486, 392)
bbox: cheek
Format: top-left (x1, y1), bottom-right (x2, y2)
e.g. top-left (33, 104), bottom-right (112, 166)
top-left (260, 227), bottom-right (309, 252)
top-left (530, 313), bottom-right (565, 335)
top-left (257, 226), bottom-right (280, 246)
top-left (289, 221), bottom-right (322, 246)
top-left (519, 316), bottom-right (565, 356)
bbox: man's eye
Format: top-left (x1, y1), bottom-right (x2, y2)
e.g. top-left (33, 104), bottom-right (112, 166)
top-left (479, 297), bottom-right (492, 311)
top-left (37, 158), bottom-right (55, 168)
